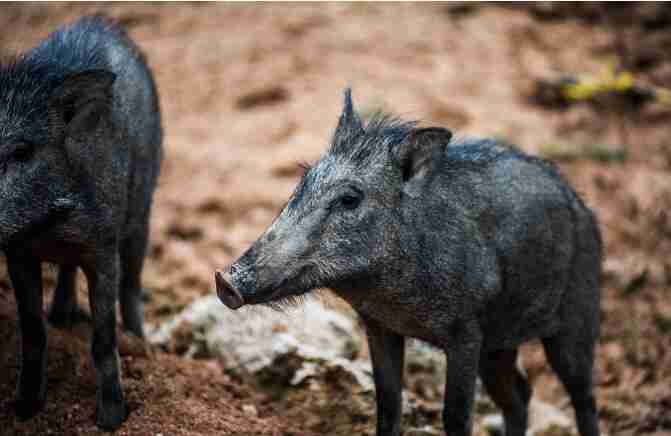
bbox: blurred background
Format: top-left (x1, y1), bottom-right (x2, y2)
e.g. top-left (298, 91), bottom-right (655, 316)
top-left (0, 3), bottom-right (669, 435)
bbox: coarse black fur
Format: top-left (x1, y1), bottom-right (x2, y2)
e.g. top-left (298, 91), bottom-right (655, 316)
top-left (0, 15), bottom-right (162, 431)
top-left (221, 89), bottom-right (602, 436)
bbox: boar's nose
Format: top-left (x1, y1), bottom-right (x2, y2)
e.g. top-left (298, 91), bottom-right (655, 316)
top-left (215, 270), bottom-right (244, 310)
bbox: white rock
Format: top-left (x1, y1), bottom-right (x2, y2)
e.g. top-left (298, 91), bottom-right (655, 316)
top-left (148, 295), bottom-right (372, 388)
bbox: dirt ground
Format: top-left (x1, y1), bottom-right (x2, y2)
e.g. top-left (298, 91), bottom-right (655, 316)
top-left (0, 3), bottom-right (670, 435)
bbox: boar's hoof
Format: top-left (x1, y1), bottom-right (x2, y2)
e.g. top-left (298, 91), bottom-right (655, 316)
top-left (14, 397), bottom-right (45, 420)
top-left (96, 401), bottom-right (128, 432)
top-left (215, 270), bottom-right (244, 309)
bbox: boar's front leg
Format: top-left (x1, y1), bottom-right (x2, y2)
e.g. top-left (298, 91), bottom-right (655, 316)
top-left (363, 316), bottom-right (405, 436)
top-left (443, 321), bottom-right (482, 436)
top-left (7, 253), bottom-right (47, 419)
top-left (83, 246), bottom-right (127, 431)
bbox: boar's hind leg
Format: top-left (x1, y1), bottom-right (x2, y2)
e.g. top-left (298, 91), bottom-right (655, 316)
top-left (119, 224), bottom-right (149, 338)
top-left (363, 316), bottom-right (405, 436)
top-left (7, 254), bottom-right (47, 419)
top-left (48, 265), bottom-right (90, 328)
top-left (84, 249), bottom-right (127, 431)
top-left (478, 348), bottom-right (530, 436)
top-left (542, 334), bottom-right (599, 436)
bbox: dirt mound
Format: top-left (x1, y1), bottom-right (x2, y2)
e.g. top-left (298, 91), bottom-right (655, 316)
top-left (0, 290), bottom-right (310, 436)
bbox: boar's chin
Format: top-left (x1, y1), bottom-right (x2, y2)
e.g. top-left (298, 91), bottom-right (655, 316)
top-left (0, 196), bottom-right (76, 250)
top-left (258, 285), bottom-right (317, 311)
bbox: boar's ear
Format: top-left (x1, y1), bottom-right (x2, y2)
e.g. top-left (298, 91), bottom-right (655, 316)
top-left (397, 127), bottom-right (452, 183)
top-left (335, 88), bottom-right (364, 137)
top-left (49, 69), bottom-right (116, 140)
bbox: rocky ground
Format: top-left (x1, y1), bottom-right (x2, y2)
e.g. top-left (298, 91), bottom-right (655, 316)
top-left (0, 3), bottom-right (670, 435)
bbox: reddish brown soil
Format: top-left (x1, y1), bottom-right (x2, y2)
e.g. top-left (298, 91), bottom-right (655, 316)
top-left (0, 3), bottom-right (670, 435)
top-left (0, 289), bottom-right (310, 436)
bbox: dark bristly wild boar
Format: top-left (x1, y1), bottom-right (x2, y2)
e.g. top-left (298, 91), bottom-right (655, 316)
top-left (216, 90), bottom-right (602, 436)
top-left (0, 16), bottom-right (161, 431)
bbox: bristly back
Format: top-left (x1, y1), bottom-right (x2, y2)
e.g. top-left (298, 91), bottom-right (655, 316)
top-left (0, 15), bottom-right (132, 138)
top-left (328, 89), bottom-right (416, 168)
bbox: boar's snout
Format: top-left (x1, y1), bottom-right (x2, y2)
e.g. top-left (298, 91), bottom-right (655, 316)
top-left (215, 270), bottom-right (244, 310)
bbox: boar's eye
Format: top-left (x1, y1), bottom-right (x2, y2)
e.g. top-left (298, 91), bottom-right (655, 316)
top-left (339, 194), bottom-right (361, 210)
top-left (11, 142), bottom-right (34, 162)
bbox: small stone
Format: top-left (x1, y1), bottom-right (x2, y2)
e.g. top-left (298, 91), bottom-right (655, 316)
top-left (242, 404), bottom-right (258, 417)
top-left (405, 426), bottom-right (441, 436)
top-left (481, 413), bottom-right (504, 436)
